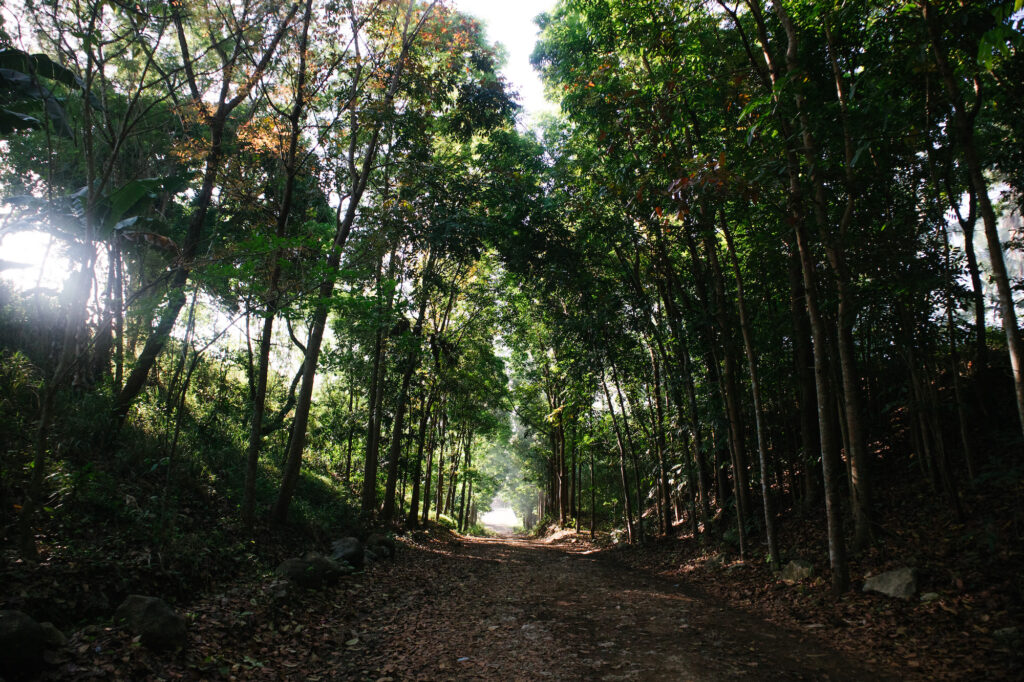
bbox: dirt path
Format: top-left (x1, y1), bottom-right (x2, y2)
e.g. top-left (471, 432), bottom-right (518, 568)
top-left (45, 533), bottom-right (891, 680)
top-left (341, 535), bottom-right (887, 681)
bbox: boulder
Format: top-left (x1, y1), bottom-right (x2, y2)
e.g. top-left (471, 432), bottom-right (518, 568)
top-left (308, 551), bottom-right (352, 574)
top-left (780, 559), bottom-right (815, 584)
top-left (862, 567), bottom-right (918, 600)
top-left (264, 578), bottom-right (293, 603)
top-left (277, 557), bottom-right (313, 584)
top-left (113, 595), bottom-right (187, 650)
top-left (366, 533), bottom-right (396, 560)
top-left (330, 537), bottom-right (364, 569)
top-left (275, 553), bottom-right (350, 588)
top-left (38, 622), bottom-right (67, 648)
top-left (0, 610), bottom-right (45, 676)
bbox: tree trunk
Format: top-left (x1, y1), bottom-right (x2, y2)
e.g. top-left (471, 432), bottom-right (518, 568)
top-left (345, 366), bottom-right (356, 484)
top-left (924, 0), bottom-right (1024, 438)
top-left (703, 231), bottom-right (749, 559)
top-left (946, 180), bottom-right (987, 368)
top-left (457, 432), bottom-right (472, 531)
top-left (113, 0), bottom-right (301, 419)
top-left (611, 360), bottom-right (645, 543)
top-left (382, 259), bottom-right (433, 522)
top-left (271, 4), bottom-right (433, 523)
top-left (941, 224), bottom-right (976, 481)
top-left (421, 403), bottom-right (443, 525)
top-left (721, 219), bottom-right (780, 569)
top-left (749, 0), bottom-right (849, 590)
top-left (602, 368), bottom-right (635, 543)
top-left (407, 387), bottom-right (435, 527)
top-left (435, 429), bottom-right (446, 521)
top-left (240, 0), bottom-right (314, 532)
top-left (647, 342), bottom-right (671, 535)
top-left (590, 443), bottom-right (596, 538)
top-left (362, 254), bottom-right (391, 516)
top-left (789, 248), bottom-right (821, 508)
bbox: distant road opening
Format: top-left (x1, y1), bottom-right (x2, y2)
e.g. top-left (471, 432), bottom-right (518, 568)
top-left (481, 505), bottom-right (521, 535)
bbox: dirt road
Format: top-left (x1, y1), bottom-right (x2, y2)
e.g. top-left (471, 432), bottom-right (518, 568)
top-left (45, 533), bottom-right (888, 680)
top-left (341, 534), bottom-right (884, 681)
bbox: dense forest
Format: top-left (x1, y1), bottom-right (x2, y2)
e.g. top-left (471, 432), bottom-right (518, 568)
top-left (1, 0), bottom-right (1023, 678)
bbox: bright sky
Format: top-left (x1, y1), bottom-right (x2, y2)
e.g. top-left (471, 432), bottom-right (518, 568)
top-left (455, 0), bottom-right (557, 123)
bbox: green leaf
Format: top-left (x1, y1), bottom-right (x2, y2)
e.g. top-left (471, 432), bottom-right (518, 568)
top-left (106, 178), bottom-right (163, 227)
top-left (737, 94), bottom-right (769, 122)
top-left (0, 50), bottom-right (82, 89)
top-left (112, 216), bottom-right (140, 231)
top-left (0, 107), bottom-right (41, 133)
top-left (851, 141), bottom-right (870, 168)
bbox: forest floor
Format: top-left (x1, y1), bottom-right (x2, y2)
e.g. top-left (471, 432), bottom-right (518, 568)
top-left (34, 528), bottom-right (898, 681)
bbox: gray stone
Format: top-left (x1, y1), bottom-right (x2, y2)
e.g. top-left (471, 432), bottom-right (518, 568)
top-left (113, 595), bottom-right (187, 650)
top-left (920, 592), bottom-right (940, 603)
top-left (38, 622), bottom-right (67, 648)
top-left (275, 553), bottom-right (348, 588)
top-left (367, 533), bottom-right (397, 560)
top-left (330, 537), bottom-right (364, 568)
top-left (780, 559), bottom-right (815, 584)
top-left (0, 610), bottom-right (45, 676)
top-left (862, 567), bottom-right (918, 600)
top-left (265, 578), bottom-right (292, 603)
top-left (276, 557), bottom-right (312, 583)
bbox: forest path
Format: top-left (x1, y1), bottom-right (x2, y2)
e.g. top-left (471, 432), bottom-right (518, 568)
top-left (44, 532), bottom-right (891, 680)
top-left (343, 534), bottom-right (886, 681)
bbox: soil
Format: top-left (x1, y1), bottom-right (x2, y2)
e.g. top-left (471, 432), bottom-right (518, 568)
top-left (39, 530), bottom-right (891, 681)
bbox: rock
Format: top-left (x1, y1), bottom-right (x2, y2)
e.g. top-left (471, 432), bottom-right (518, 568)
top-left (780, 559), bottom-right (815, 584)
top-left (38, 622), bottom-right (67, 648)
top-left (276, 557), bottom-right (312, 584)
top-left (113, 595), bottom-right (187, 650)
top-left (265, 578), bottom-right (293, 603)
top-left (0, 610), bottom-right (45, 676)
top-left (308, 552), bottom-right (354, 579)
top-left (920, 592), bottom-right (940, 603)
top-left (366, 533), bottom-right (396, 560)
top-left (364, 549), bottom-right (379, 563)
top-left (862, 567), bottom-right (918, 600)
top-left (330, 537), bottom-right (364, 569)
top-left (703, 554), bottom-right (726, 569)
top-left (275, 553), bottom-right (349, 588)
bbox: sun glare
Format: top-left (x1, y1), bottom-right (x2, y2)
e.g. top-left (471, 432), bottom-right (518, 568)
top-left (0, 230), bottom-right (70, 293)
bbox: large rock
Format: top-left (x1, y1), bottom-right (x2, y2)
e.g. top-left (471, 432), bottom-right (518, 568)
top-left (330, 537), bottom-right (364, 569)
top-left (0, 610), bottom-right (45, 677)
top-left (780, 559), bottom-right (815, 584)
top-left (38, 622), bottom-right (67, 648)
top-left (275, 553), bottom-right (351, 588)
top-left (366, 533), bottom-right (397, 560)
top-left (113, 595), bottom-right (187, 650)
top-left (863, 567), bottom-right (918, 600)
